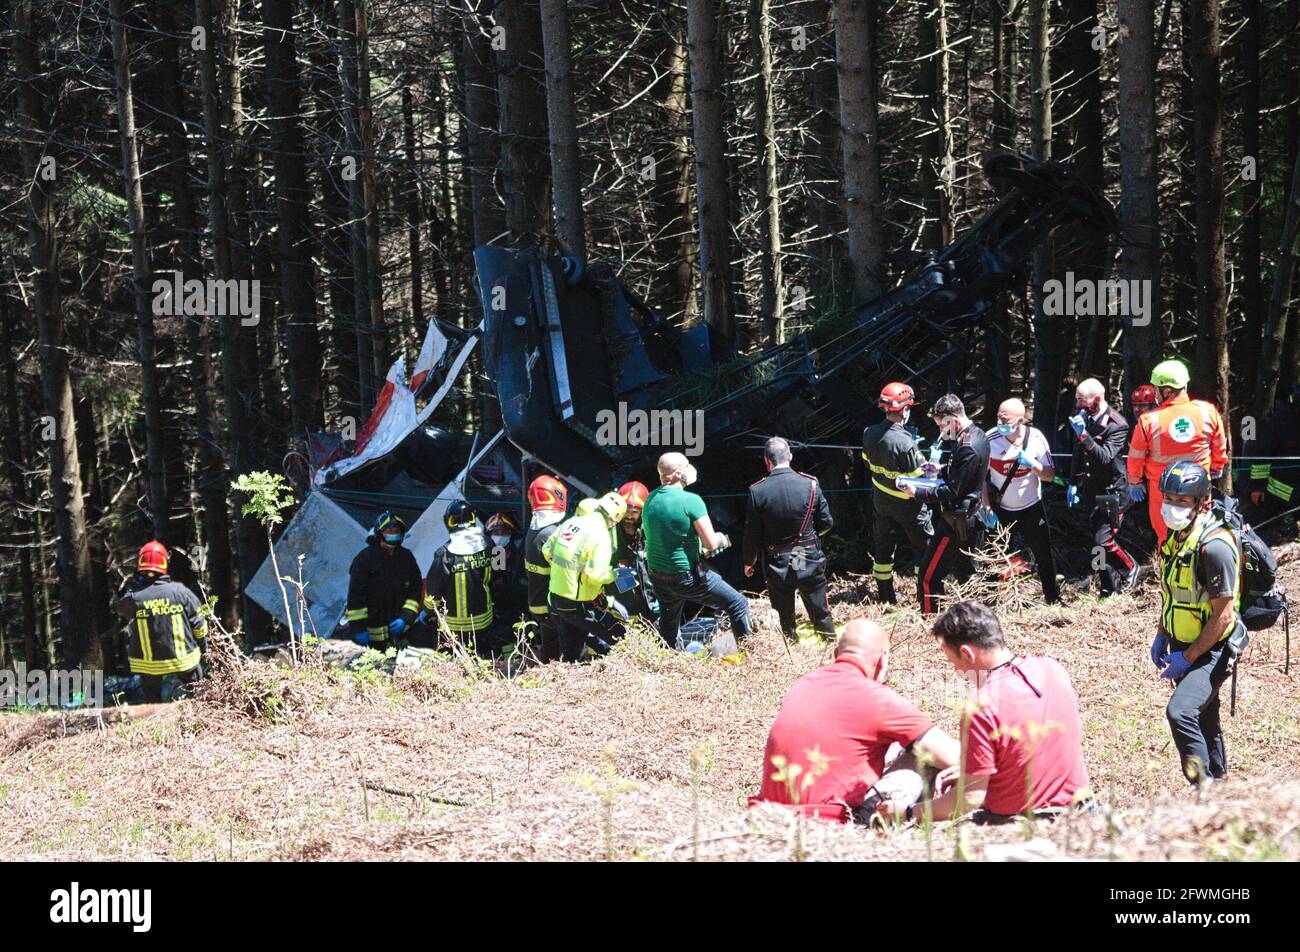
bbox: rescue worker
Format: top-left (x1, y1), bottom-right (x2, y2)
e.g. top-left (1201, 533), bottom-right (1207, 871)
top-left (1242, 385), bottom-right (1300, 518)
top-left (1130, 383), bottom-right (1159, 423)
top-left (486, 512), bottom-right (527, 620)
top-left (1151, 460), bottom-right (1247, 786)
top-left (644, 452), bottom-right (751, 649)
top-left (523, 475), bottom-right (568, 662)
top-left (1127, 359), bottom-right (1229, 545)
top-left (612, 480), bottom-right (658, 621)
top-left (1067, 378), bottom-right (1138, 594)
top-left (904, 394), bottom-right (991, 616)
top-left (986, 397), bottom-right (1060, 604)
top-left (424, 501), bottom-right (503, 655)
top-left (543, 492), bottom-right (629, 662)
top-left (342, 511), bottom-right (422, 648)
top-left (116, 541), bottom-right (208, 702)
top-left (742, 436), bottom-right (835, 641)
top-left (861, 382), bottom-right (934, 605)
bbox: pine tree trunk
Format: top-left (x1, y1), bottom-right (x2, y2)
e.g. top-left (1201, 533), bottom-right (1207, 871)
top-left (353, 0), bottom-right (389, 367)
top-left (109, 0), bottom-right (169, 541)
top-left (1188, 0), bottom-right (1230, 487)
top-left (750, 0), bottom-right (783, 344)
top-left (462, 0), bottom-right (506, 246)
top-left (15, 0), bottom-right (99, 667)
top-left (402, 62), bottom-right (425, 344)
top-left (648, 15), bottom-right (697, 326)
top-left (833, 0), bottom-right (885, 306)
top-left (1254, 144), bottom-right (1300, 417)
top-left (1028, 0), bottom-right (1062, 439)
top-left (1236, 0), bottom-right (1262, 396)
top-left (539, 0), bottom-right (586, 257)
top-left (917, 0), bottom-right (953, 249)
top-left (497, 0), bottom-right (551, 243)
top-left (687, 0), bottom-right (735, 335)
top-left (263, 0), bottom-right (325, 436)
top-left (0, 296), bottom-right (38, 663)
top-left (1117, 0), bottom-right (1161, 394)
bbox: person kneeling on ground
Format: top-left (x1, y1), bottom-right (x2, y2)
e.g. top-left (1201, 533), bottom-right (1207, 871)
top-left (543, 492), bottom-right (629, 662)
top-left (749, 618), bottom-right (962, 824)
top-left (878, 601), bottom-right (1093, 825)
top-left (117, 541), bottom-right (208, 703)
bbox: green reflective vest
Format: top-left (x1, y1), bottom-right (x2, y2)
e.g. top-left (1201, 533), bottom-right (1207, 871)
top-left (1158, 514), bottom-right (1241, 645)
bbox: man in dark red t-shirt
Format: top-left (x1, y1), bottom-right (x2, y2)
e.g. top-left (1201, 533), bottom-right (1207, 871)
top-left (751, 619), bottom-right (961, 822)
top-left (879, 601), bottom-right (1092, 823)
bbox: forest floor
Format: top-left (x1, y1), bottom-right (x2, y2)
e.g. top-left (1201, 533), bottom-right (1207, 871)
top-left (2, 552), bottom-right (1298, 862)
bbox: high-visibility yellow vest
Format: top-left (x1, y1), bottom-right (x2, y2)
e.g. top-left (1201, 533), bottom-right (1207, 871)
top-left (543, 511), bottom-right (615, 602)
top-left (1159, 514), bottom-right (1241, 645)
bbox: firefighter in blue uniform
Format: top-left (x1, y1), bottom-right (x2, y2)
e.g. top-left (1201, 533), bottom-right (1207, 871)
top-left (116, 541), bottom-right (208, 702)
top-left (341, 511), bottom-right (422, 647)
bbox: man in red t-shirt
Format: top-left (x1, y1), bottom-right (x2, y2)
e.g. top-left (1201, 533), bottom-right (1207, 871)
top-left (880, 601), bottom-right (1092, 823)
top-left (751, 618), bottom-right (961, 822)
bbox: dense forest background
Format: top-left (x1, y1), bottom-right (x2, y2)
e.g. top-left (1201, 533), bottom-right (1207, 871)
top-left (0, 0), bottom-right (1297, 670)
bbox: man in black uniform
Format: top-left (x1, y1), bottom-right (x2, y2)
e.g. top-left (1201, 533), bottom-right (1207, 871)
top-left (425, 500), bottom-right (507, 656)
top-left (862, 381), bottom-right (934, 605)
top-left (1242, 384), bottom-right (1300, 521)
top-left (906, 394), bottom-right (991, 616)
top-left (524, 474), bottom-right (568, 661)
top-left (743, 436), bottom-right (835, 640)
top-left (116, 541), bottom-right (208, 702)
top-left (342, 511), bottom-right (423, 648)
top-left (1067, 378), bottom-right (1138, 594)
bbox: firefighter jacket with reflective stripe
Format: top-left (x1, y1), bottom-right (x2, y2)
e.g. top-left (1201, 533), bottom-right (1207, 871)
top-left (1243, 399), bottom-right (1300, 500)
top-left (862, 421), bottom-right (925, 499)
top-left (346, 541), bottom-right (422, 640)
top-left (524, 520), bottom-right (561, 615)
top-left (424, 544), bottom-right (495, 633)
top-left (116, 574), bottom-right (207, 676)
top-left (1069, 404), bottom-right (1130, 498)
top-left (1127, 395), bottom-right (1228, 486)
top-left (543, 511), bottom-right (616, 603)
top-left (1158, 514), bottom-right (1241, 645)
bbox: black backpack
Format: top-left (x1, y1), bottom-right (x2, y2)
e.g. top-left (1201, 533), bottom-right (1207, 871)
top-left (1209, 497), bottom-right (1288, 639)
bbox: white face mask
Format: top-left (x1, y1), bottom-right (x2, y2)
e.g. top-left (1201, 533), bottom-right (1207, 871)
top-left (900, 409), bottom-right (911, 426)
top-left (681, 464), bottom-right (698, 487)
top-left (1162, 502), bottom-right (1195, 531)
top-left (491, 533), bottom-right (511, 548)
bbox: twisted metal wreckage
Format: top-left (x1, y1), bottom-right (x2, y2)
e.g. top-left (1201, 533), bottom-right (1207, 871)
top-left (247, 151), bottom-right (1117, 634)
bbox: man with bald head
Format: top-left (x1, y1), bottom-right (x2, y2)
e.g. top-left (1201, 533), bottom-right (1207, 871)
top-left (987, 396), bottom-right (1060, 603)
top-left (643, 452), bottom-right (751, 649)
top-left (751, 618), bottom-right (961, 823)
top-left (1067, 379), bottom-right (1137, 594)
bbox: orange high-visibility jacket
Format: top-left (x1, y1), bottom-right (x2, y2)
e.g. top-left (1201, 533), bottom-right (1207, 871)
top-left (1127, 394), bottom-right (1229, 485)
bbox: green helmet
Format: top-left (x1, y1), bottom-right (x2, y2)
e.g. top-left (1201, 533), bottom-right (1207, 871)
top-left (1150, 359), bottom-right (1190, 390)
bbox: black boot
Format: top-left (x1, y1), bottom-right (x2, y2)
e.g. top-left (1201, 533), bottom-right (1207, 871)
top-left (877, 577), bottom-right (897, 605)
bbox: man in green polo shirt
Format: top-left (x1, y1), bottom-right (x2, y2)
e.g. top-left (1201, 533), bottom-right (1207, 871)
top-left (642, 452), bottom-right (750, 649)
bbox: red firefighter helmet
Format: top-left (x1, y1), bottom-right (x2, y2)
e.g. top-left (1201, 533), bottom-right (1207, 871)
top-left (527, 474), bottom-right (567, 513)
top-left (1130, 384), bottom-right (1158, 410)
top-left (137, 540), bottom-right (169, 574)
top-left (617, 480), bottom-right (650, 509)
top-left (878, 382), bottom-right (915, 412)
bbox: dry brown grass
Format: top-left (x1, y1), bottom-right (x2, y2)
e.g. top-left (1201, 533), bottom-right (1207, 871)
top-left (1, 552), bottom-right (1297, 862)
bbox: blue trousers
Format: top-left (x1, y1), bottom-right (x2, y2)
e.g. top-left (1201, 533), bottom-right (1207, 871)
top-left (651, 566), bottom-right (750, 649)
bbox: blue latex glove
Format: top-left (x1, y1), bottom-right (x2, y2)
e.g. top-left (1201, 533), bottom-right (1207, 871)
top-left (354, 630), bottom-right (371, 647)
top-left (1016, 450), bottom-right (1035, 469)
top-left (388, 617), bottom-right (408, 637)
top-left (1068, 414), bottom-right (1086, 437)
top-left (1129, 483), bottom-right (1147, 503)
top-left (1160, 650), bottom-right (1192, 681)
top-left (983, 508), bottom-right (1000, 530)
top-left (416, 609), bottom-right (430, 626)
top-left (608, 598), bottom-right (630, 622)
top-left (1149, 633), bottom-right (1168, 669)
top-left (1065, 485), bottom-right (1079, 508)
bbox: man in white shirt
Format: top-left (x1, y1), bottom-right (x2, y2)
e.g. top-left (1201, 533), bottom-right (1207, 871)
top-left (986, 398), bottom-right (1060, 604)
